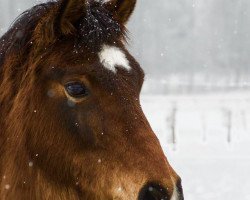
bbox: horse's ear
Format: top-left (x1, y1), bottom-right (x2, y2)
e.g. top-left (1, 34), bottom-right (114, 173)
top-left (34, 0), bottom-right (86, 46)
top-left (104, 0), bottom-right (137, 24)
top-left (56, 0), bottom-right (87, 35)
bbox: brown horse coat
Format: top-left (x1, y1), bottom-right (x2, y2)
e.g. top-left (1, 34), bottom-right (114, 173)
top-left (0, 0), bottom-right (183, 199)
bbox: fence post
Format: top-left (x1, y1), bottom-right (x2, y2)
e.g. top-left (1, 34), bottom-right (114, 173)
top-left (201, 112), bottom-right (207, 142)
top-left (168, 103), bottom-right (177, 150)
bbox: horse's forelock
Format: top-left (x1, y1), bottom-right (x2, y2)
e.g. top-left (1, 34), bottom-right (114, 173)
top-left (32, 0), bottom-right (127, 52)
top-left (77, 4), bottom-right (126, 50)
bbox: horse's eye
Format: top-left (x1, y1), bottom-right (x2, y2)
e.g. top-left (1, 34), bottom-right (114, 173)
top-left (65, 82), bottom-right (89, 98)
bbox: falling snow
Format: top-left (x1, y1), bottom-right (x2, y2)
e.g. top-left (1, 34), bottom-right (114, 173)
top-left (0, 1), bottom-right (249, 199)
top-left (141, 93), bottom-right (250, 200)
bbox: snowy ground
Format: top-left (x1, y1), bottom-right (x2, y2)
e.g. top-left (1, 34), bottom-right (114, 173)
top-left (141, 92), bottom-right (250, 200)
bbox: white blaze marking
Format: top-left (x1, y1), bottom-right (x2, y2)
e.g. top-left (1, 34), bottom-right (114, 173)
top-left (170, 184), bottom-right (178, 200)
top-left (170, 178), bottom-right (179, 200)
top-left (98, 45), bottom-right (131, 73)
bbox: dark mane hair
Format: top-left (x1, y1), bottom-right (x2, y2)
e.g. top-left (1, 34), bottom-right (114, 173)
top-left (75, 2), bottom-right (126, 49)
top-left (0, 2), bottom-right (55, 79)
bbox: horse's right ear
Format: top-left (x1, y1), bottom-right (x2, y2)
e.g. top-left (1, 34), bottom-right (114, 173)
top-left (104, 0), bottom-right (137, 24)
top-left (34, 0), bottom-right (86, 47)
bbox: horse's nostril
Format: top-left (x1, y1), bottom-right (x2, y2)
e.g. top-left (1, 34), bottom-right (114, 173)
top-left (138, 182), bottom-right (169, 200)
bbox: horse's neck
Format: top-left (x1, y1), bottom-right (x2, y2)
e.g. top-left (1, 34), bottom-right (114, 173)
top-left (0, 153), bottom-right (81, 200)
top-left (0, 136), bottom-right (80, 200)
top-left (0, 141), bottom-right (34, 199)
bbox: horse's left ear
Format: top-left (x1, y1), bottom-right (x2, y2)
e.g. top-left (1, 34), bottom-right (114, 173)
top-left (34, 0), bottom-right (86, 47)
top-left (104, 0), bottom-right (137, 24)
top-left (56, 0), bottom-right (87, 35)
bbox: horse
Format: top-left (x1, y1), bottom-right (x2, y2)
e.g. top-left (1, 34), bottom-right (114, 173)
top-left (0, 0), bottom-right (184, 199)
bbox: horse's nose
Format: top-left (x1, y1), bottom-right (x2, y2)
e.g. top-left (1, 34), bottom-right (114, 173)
top-left (138, 182), bottom-right (169, 200)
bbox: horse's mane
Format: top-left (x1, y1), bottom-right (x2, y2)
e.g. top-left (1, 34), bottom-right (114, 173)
top-left (0, 2), bottom-right (55, 78)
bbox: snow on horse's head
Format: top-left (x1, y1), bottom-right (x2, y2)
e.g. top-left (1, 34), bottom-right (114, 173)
top-left (0, 0), bottom-right (183, 199)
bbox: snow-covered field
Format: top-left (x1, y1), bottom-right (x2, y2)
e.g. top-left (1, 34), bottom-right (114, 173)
top-left (141, 92), bottom-right (250, 200)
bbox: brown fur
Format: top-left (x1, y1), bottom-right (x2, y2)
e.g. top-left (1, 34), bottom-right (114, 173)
top-left (0, 0), bottom-right (182, 199)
